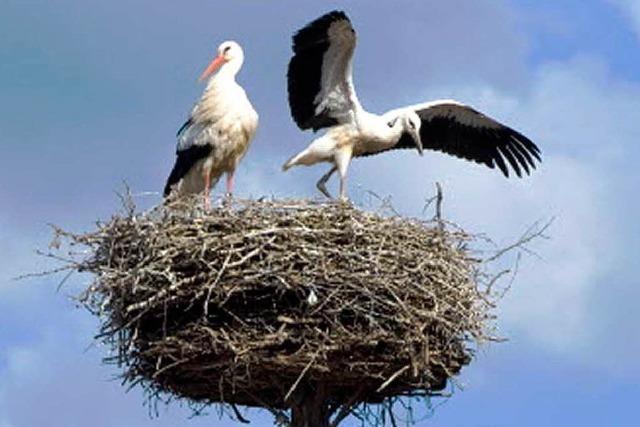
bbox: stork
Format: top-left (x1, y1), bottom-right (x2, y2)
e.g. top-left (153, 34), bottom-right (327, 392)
top-left (282, 11), bottom-right (541, 200)
top-left (164, 40), bottom-right (259, 208)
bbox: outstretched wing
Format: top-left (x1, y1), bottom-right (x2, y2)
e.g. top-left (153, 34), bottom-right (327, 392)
top-left (287, 10), bottom-right (361, 131)
top-left (391, 100), bottom-right (541, 177)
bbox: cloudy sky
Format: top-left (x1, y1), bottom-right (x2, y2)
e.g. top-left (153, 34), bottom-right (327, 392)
top-left (1, 0), bottom-right (639, 426)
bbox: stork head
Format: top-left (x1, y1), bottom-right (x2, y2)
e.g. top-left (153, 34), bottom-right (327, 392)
top-left (199, 40), bottom-right (245, 82)
top-left (402, 111), bottom-right (423, 156)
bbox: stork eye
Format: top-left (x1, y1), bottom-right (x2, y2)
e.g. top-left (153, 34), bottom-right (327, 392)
top-left (223, 46), bottom-right (231, 54)
top-left (409, 121), bottom-right (416, 130)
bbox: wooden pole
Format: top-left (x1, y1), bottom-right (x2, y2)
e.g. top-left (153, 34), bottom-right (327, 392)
top-left (289, 383), bottom-right (331, 427)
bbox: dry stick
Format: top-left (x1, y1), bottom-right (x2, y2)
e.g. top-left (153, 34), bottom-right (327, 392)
top-left (152, 357), bottom-right (189, 379)
top-left (485, 218), bottom-right (553, 262)
top-left (376, 365), bottom-right (410, 393)
top-left (284, 352), bottom-right (318, 403)
top-left (421, 182), bottom-right (444, 223)
top-left (204, 252), bottom-right (232, 316)
top-left (387, 401), bottom-right (399, 427)
top-left (227, 246), bottom-right (262, 268)
top-left (230, 403), bottom-right (250, 424)
top-left (435, 182), bottom-right (443, 222)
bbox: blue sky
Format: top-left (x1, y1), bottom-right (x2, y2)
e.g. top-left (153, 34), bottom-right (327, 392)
top-left (1, 0), bottom-right (639, 426)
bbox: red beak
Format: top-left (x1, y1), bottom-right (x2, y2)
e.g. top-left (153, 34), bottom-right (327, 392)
top-left (199, 55), bottom-right (225, 82)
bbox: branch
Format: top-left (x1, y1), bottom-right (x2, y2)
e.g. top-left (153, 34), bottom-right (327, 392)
top-left (230, 403), bottom-right (251, 424)
top-left (485, 217), bottom-right (553, 262)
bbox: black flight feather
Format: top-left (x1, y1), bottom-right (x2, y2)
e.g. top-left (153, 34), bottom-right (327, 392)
top-left (163, 145), bottom-right (213, 197)
top-left (363, 104), bottom-right (541, 178)
top-left (287, 11), bottom-right (350, 131)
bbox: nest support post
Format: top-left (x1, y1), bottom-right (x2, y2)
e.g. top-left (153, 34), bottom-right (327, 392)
top-left (289, 382), bottom-right (332, 427)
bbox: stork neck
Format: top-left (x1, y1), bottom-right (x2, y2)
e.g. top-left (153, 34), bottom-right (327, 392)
top-left (353, 105), bottom-right (366, 130)
top-left (210, 59), bottom-right (242, 85)
top-left (384, 114), bottom-right (406, 145)
top-left (359, 113), bottom-right (406, 155)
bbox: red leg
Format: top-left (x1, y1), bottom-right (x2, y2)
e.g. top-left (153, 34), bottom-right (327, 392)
top-left (226, 171), bottom-right (235, 197)
top-left (203, 170), bottom-right (211, 209)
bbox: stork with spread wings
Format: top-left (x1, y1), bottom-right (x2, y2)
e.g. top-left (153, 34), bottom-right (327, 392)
top-left (283, 11), bottom-right (540, 200)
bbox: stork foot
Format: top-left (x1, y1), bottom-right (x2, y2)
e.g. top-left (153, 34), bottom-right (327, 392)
top-left (316, 180), bottom-right (332, 199)
top-left (223, 192), bottom-right (233, 208)
top-left (316, 166), bottom-right (337, 199)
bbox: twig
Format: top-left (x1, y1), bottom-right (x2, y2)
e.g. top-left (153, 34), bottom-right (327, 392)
top-left (387, 401), bottom-right (399, 427)
top-left (485, 218), bottom-right (553, 262)
top-left (422, 182), bottom-right (444, 223)
top-left (230, 403), bottom-right (251, 424)
top-left (284, 352), bottom-right (318, 403)
top-left (376, 365), bottom-right (410, 393)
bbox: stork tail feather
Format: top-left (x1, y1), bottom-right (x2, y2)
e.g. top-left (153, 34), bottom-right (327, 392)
top-left (163, 163), bottom-right (185, 197)
top-left (163, 145), bottom-right (213, 197)
top-left (282, 153), bottom-right (299, 171)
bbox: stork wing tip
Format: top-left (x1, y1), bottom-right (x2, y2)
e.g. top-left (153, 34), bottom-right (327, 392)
top-left (292, 10), bottom-right (352, 51)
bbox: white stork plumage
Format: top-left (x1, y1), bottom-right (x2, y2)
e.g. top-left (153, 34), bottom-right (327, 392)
top-left (282, 11), bottom-right (541, 200)
top-left (164, 41), bottom-right (258, 208)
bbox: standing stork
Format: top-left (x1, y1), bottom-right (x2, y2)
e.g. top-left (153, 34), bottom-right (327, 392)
top-left (164, 40), bottom-right (258, 208)
top-left (282, 11), bottom-right (541, 200)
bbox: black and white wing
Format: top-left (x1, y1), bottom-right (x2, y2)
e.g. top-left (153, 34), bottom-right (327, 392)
top-left (287, 10), bottom-right (361, 131)
top-left (390, 100), bottom-right (541, 177)
top-left (163, 117), bottom-right (213, 196)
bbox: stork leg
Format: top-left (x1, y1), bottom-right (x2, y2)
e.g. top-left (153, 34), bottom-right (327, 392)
top-left (316, 166), bottom-right (337, 199)
top-left (226, 171), bottom-right (235, 197)
top-left (221, 171), bottom-right (235, 208)
top-left (203, 169), bottom-right (212, 210)
top-left (335, 148), bottom-right (353, 201)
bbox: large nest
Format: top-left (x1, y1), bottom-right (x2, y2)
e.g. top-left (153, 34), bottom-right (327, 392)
top-left (59, 198), bottom-right (499, 422)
